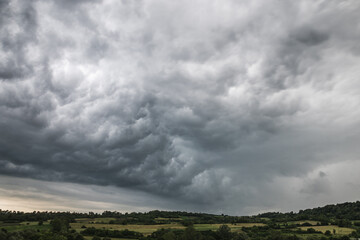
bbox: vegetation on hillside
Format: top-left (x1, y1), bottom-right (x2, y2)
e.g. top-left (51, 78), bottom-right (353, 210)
top-left (1, 201), bottom-right (360, 240)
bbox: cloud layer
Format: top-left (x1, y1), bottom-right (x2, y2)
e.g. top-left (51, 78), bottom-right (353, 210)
top-left (1, 0), bottom-right (360, 214)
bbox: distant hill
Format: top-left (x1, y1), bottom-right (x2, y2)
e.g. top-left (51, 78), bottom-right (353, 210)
top-left (2, 201), bottom-right (360, 224)
top-left (258, 201), bottom-right (360, 224)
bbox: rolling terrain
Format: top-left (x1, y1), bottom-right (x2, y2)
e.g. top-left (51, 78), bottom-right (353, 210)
top-left (1, 201), bottom-right (360, 240)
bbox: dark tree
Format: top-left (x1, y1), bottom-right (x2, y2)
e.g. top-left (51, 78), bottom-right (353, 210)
top-left (217, 225), bottom-right (233, 240)
top-left (50, 218), bottom-right (69, 234)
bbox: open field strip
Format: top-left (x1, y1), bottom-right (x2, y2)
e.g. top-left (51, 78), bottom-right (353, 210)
top-left (194, 223), bottom-right (265, 232)
top-left (298, 226), bottom-right (354, 235)
top-left (289, 221), bottom-right (320, 225)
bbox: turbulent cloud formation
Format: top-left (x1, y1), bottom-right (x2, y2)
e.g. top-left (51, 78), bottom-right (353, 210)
top-left (1, 0), bottom-right (360, 214)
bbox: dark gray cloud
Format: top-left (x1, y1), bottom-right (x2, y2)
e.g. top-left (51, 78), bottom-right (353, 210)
top-left (1, 0), bottom-right (360, 215)
top-left (0, 0), bottom-right (37, 81)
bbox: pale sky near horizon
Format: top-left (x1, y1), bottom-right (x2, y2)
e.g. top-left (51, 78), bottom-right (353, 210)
top-left (1, 0), bottom-right (360, 215)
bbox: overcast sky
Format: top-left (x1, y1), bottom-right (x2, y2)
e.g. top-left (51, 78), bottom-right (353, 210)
top-left (1, 0), bottom-right (360, 215)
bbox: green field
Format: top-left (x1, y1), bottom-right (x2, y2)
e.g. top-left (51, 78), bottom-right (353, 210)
top-left (298, 226), bottom-right (354, 235)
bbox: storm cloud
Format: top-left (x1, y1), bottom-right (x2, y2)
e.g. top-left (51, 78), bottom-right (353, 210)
top-left (1, 0), bottom-right (360, 215)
